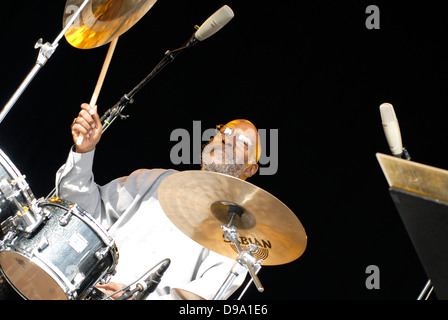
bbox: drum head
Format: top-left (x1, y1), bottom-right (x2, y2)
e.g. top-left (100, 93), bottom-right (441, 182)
top-left (0, 251), bottom-right (67, 300)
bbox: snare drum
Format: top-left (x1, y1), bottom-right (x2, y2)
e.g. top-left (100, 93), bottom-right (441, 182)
top-left (0, 198), bottom-right (119, 300)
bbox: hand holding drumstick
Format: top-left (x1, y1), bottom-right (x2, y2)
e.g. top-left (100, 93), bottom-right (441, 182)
top-left (72, 103), bottom-right (103, 153)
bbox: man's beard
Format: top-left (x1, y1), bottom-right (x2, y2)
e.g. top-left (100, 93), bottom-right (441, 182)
top-left (201, 142), bottom-right (247, 178)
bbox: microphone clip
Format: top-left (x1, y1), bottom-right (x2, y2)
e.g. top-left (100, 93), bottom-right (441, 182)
top-left (401, 147), bottom-right (411, 160)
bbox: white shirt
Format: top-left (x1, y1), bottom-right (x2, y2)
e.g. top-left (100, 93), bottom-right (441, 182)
top-left (55, 148), bottom-right (246, 300)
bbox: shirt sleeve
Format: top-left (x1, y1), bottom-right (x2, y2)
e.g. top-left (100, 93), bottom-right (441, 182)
top-left (55, 147), bottom-right (127, 229)
top-left (55, 146), bottom-right (99, 213)
top-left (55, 147), bottom-right (172, 230)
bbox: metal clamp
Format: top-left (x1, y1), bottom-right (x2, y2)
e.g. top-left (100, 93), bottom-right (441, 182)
top-left (214, 209), bottom-right (264, 300)
top-left (34, 39), bottom-right (58, 66)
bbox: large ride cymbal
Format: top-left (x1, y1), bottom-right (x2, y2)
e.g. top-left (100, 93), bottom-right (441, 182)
top-left (63, 0), bottom-right (157, 49)
top-left (158, 171), bottom-right (307, 266)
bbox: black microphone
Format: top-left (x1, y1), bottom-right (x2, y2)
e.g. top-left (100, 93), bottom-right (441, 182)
top-left (133, 259), bottom-right (171, 300)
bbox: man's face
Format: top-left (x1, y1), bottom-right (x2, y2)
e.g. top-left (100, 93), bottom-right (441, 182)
top-left (201, 120), bottom-right (259, 179)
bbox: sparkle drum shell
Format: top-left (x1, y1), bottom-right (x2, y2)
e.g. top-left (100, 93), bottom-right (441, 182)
top-left (0, 198), bottom-right (118, 300)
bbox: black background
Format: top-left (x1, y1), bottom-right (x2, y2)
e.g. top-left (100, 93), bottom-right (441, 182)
top-left (1, 1), bottom-right (446, 300)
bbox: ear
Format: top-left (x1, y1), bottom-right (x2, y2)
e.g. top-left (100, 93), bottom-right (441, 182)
top-left (243, 163), bottom-right (259, 178)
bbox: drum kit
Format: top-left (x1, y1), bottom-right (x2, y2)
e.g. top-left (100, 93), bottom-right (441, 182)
top-left (0, 0), bottom-right (307, 300)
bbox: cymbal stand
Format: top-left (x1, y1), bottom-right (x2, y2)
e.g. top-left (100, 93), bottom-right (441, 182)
top-left (417, 279), bottom-right (434, 300)
top-left (213, 207), bottom-right (264, 300)
top-left (237, 267), bottom-right (261, 300)
top-left (0, 0), bottom-right (90, 124)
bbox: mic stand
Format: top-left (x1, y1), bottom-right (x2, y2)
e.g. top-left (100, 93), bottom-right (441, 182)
top-left (401, 147), bottom-right (411, 161)
top-left (94, 258), bottom-right (170, 300)
top-left (115, 284), bottom-right (144, 300)
top-left (99, 27), bottom-right (200, 134)
top-left (0, 0), bottom-right (90, 124)
top-left (393, 148), bottom-right (434, 299)
top-left (213, 207), bottom-right (264, 300)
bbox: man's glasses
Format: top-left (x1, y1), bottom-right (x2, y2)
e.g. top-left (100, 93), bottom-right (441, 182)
top-left (215, 124), bottom-right (253, 147)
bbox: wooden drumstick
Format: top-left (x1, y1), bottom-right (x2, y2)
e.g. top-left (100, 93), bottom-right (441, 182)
top-left (76, 37), bottom-right (119, 146)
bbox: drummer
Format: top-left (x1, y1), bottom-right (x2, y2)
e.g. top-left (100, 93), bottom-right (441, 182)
top-left (55, 103), bottom-right (261, 300)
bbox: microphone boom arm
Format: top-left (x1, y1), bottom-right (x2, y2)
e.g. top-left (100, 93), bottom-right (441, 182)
top-left (100, 27), bottom-right (200, 134)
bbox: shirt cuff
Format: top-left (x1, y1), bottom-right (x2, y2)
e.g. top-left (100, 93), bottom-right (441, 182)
top-left (69, 145), bottom-right (96, 172)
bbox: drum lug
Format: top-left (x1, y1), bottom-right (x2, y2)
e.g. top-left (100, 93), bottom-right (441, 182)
top-left (73, 272), bottom-right (85, 289)
top-left (40, 206), bottom-right (53, 219)
top-left (0, 230), bottom-right (17, 250)
top-left (99, 271), bottom-right (115, 285)
top-left (37, 236), bottom-right (49, 252)
top-left (59, 206), bottom-right (75, 226)
top-left (95, 246), bottom-right (109, 260)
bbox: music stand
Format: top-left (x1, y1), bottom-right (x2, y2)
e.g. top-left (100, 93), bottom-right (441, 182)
top-left (376, 153), bottom-right (448, 299)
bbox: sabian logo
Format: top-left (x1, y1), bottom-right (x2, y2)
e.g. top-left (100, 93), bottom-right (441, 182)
top-left (223, 236), bottom-right (271, 261)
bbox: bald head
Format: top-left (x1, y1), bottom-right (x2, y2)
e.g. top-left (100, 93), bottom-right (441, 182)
top-left (201, 119), bottom-right (260, 180)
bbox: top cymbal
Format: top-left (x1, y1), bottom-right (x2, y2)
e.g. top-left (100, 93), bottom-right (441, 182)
top-left (158, 171), bottom-right (307, 266)
top-left (63, 0), bottom-right (157, 49)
